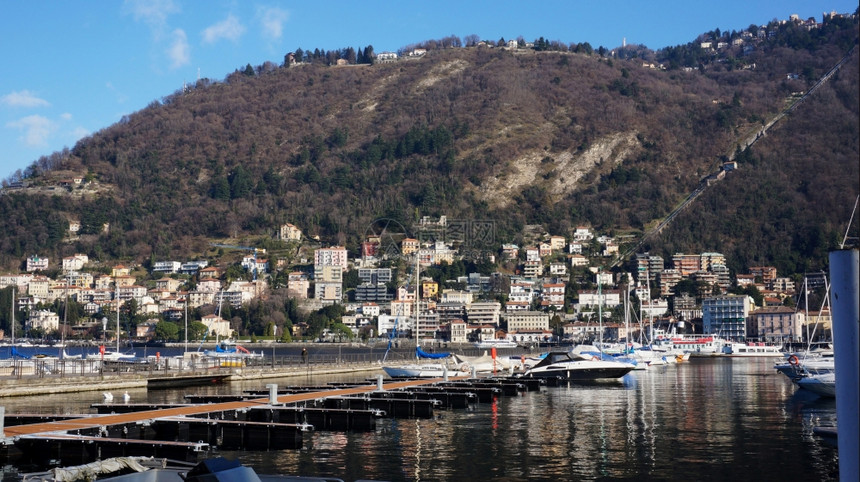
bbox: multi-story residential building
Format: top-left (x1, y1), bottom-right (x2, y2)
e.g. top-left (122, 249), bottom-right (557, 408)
top-left (549, 236), bottom-right (566, 251)
top-left (672, 293), bottom-right (701, 319)
top-left (641, 298), bottom-right (670, 319)
top-left (692, 271), bottom-right (718, 294)
top-left (187, 291), bottom-right (216, 308)
top-left (441, 289), bottom-right (473, 304)
top-left (672, 253), bottom-right (701, 276)
top-left (466, 301), bottom-right (501, 327)
top-left (573, 226), bottom-right (593, 241)
top-left (114, 275), bottom-right (136, 288)
top-left (635, 252), bottom-right (664, 281)
top-left (356, 268), bottom-right (392, 302)
top-left (549, 262), bottom-right (567, 277)
top-left (198, 278), bottom-right (222, 293)
top-left (26, 276), bottom-right (50, 299)
top-left (153, 261), bottom-right (181, 274)
top-left (396, 285), bottom-right (417, 302)
top-left (541, 283), bottom-right (566, 311)
top-left (501, 244), bottom-right (519, 260)
top-left (769, 277), bottom-right (795, 293)
top-left (201, 314), bottom-right (232, 337)
top-left (241, 255), bottom-right (268, 277)
top-left (700, 252), bottom-right (726, 271)
top-left (361, 302), bottom-right (380, 317)
top-left (111, 265), bottom-right (131, 277)
top-left (659, 269), bottom-right (682, 296)
top-left (417, 302), bottom-right (440, 341)
top-left (0, 274), bottom-right (33, 290)
top-left (421, 280), bottom-right (439, 299)
top-left (214, 290), bottom-right (245, 309)
top-left (523, 260), bottom-right (542, 279)
top-left (702, 295), bottom-right (753, 340)
top-left (568, 242), bottom-right (584, 254)
top-left (287, 272), bottom-right (309, 299)
top-left (749, 266), bottom-right (778, 282)
top-left (505, 311), bottom-right (550, 332)
top-left (117, 285), bottom-right (147, 303)
top-left (27, 309), bottom-right (60, 332)
top-left (524, 247), bottom-right (540, 262)
top-left (401, 238), bottom-right (420, 255)
top-left (279, 223), bottom-right (302, 241)
top-left (314, 247), bottom-right (348, 269)
top-left (390, 300), bottom-right (413, 320)
top-left (66, 271), bottom-right (94, 289)
top-left (437, 302), bottom-right (466, 323)
top-left (155, 278), bottom-right (182, 292)
top-left (570, 254), bottom-right (588, 267)
top-left (449, 319), bottom-right (468, 343)
top-left (26, 255), bottom-right (49, 272)
top-left (751, 306), bottom-right (803, 342)
top-left (61, 254), bottom-right (88, 271)
top-left (179, 260), bottom-right (208, 275)
top-left (709, 263), bottom-right (732, 289)
top-left (577, 290), bottom-right (622, 308)
top-left (457, 273), bottom-right (492, 293)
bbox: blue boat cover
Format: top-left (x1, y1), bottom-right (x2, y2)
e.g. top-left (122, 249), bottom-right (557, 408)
top-left (416, 346), bottom-right (450, 359)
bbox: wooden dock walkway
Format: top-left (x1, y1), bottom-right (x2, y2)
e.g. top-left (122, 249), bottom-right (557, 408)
top-left (2, 376), bottom-right (467, 438)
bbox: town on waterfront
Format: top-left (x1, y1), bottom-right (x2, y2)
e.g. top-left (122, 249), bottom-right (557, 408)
top-left (2, 216), bottom-right (833, 353)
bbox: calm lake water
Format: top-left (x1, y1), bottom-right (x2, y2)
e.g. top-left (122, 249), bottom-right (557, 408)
top-left (0, 357), bottom-right (839, 481)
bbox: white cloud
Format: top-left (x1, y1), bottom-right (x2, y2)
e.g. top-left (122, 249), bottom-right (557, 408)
top-left (71, 126), bottom-right (91, 141)
top-left (6, 115), bottom-right (57, 147)
top-left (167, 29), bottom-right (191, 69)
top-left (60, 113), bottom-right (73, 121)
top-left (1, 90), bottom-right (51, 108)
top-left (123, 0), bottom-right (179, 30)
top-left (258, 7), bottom-right (289, 40)
top-left (202, 14), bottom-right (246, 44)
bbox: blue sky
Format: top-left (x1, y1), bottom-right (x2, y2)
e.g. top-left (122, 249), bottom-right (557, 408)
top-left (1, 0), bottom-right (856, 179)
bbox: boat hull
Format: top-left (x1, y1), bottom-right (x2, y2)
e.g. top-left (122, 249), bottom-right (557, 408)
top-left (525, 365), bottom-right (634, 380)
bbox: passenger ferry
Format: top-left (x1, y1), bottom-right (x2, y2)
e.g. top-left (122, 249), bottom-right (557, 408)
top-left (474, 339), bottom-right (519, 349)
top-left (653, 335), bottom-right (730, 357)
top-left (721, 342), bottom-right (783, 357)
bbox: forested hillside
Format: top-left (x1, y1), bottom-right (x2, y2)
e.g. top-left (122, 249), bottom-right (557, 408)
top-left (1, 16), bottom-right (857, 275)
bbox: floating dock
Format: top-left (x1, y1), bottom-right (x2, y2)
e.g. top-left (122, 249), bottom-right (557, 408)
top-left (1, 375), bottom-right (540, 469)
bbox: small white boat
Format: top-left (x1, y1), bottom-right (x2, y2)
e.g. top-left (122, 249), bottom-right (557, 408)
top-left (523, 351), bottom-right (635, 380)
top-left (796, 371), bottom-right (836, 397)
top-left (382, 362), bottom-right (471, 378)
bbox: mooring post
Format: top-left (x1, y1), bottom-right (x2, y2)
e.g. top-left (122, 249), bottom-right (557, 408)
top-left (376, 374), bottom-right (384, 391)
top-left (266, 383), bottom-right (278, 405)
top-left (829, 249), bottom-right (859, 482)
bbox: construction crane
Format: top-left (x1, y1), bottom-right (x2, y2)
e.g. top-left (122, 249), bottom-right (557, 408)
top-left (210, 243), bottom-right (265, 281)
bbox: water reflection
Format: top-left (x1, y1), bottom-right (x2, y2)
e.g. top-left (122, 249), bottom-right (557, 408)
top-left (1, 360), bottom-right (839, 481)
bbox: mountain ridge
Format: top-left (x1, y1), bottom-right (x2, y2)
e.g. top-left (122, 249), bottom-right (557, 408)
top-left (1, 18), bottom-right (857, 276)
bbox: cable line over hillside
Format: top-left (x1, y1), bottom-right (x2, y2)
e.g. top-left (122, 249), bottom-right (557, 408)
top-left (610, 45), bottom-right (858, 268)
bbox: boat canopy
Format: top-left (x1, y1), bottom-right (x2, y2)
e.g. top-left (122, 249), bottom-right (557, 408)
top-left (416, 346), bottom-right (449, 359)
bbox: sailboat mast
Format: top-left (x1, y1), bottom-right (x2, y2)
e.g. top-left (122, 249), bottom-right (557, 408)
top-left (598, 270), bottom-right (603, 352)
top-left (116, 283), bottom-right (120, 353)
top-left (184, 297), bottom-right (188, 354)
top-left (11, 285), bottom-right (14, 345)
top-left (414, 250), bottom-right (420, 354)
